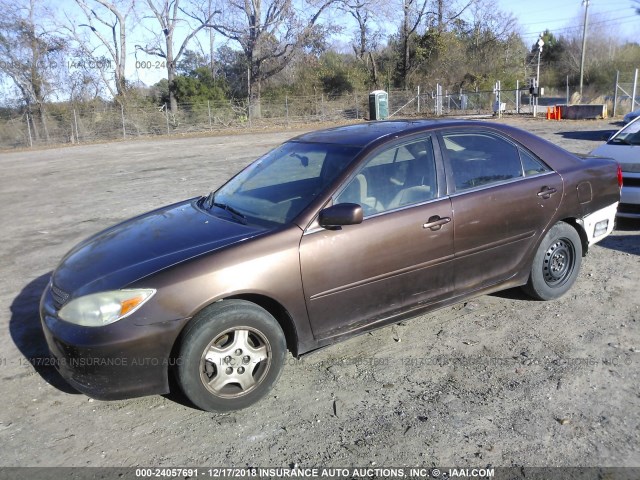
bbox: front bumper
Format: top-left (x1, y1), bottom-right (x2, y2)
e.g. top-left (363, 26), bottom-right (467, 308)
top-left (39, 283), bottom-right (188, 400)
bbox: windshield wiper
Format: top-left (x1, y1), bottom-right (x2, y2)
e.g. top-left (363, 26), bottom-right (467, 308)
top-left (213, 202), bottom-right (246, 221)
top-left (609, 137), bottom-right (631, 145)
top-left (200, 193), bottom-right (247, 224)
top-left (213, 202), bottom-right (247, 224)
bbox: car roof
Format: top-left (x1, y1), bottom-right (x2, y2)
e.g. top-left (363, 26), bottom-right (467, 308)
top-left (290, 119), bottom-right (464, 147)
top-left (289, 119), bottom-right (580, 172)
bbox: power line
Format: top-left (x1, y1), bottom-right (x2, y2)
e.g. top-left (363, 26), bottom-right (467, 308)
top-left (521, 14), bottom-right (639, 37)
top-left (516, 8), bottom-right (635, 28)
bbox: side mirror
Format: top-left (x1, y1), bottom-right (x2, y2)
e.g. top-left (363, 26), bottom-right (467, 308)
top-left (318, 203), bottom-right (363, 229)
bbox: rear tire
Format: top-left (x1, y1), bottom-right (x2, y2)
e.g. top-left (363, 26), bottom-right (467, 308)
top-left (176, 300), bottom-right (286, 412)
top-left (522, 222), bottom-right (582, 301)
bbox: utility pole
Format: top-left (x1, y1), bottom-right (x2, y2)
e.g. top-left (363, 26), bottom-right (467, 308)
top-left (579, 0), bottom-right (590, 98)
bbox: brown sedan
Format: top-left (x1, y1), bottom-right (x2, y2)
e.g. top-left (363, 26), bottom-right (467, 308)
top-left (40, 120), bottom-right (621, 412)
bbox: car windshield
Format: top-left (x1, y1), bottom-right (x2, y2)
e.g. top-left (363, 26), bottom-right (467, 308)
top-left (205, 142), bottom-right (361, 225)
top-left (610, 118), bottom-right (640, 146)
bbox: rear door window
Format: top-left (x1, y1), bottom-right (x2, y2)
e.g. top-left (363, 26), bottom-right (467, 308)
top-left (441, 132), bottom-right (524, 192)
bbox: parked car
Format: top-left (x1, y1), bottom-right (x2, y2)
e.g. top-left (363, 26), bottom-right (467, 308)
top-left (590, 116), bottom-right (640, 218)
top-left (40, 120), bottom-right (621, 412)
top-left (624, 108), bottom-right (640, 124)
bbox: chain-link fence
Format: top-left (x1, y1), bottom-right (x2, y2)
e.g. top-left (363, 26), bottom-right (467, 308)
top-left (612, 69), bottom-right (639, 117)
top-left (0, 89), bottom-right (494, 149)
top-left (1, 73), bottom-right (638, 150)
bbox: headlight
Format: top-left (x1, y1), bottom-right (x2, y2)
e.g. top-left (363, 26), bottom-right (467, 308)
top-left (58, 289), bottom-right (156, 327)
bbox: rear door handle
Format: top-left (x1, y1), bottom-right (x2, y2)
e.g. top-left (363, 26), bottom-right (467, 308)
top-left (537, 187), bottom-right (558, 199)
top-left (423, 215), bottom-right (451, 231)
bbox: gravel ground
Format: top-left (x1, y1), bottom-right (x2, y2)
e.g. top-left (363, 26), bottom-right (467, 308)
top-left (0, 116), bottom-right (638, 469)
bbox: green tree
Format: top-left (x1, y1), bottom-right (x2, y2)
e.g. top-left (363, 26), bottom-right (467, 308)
top-left (533, 30), bottom-right (565, 64)
top-left (155, 66), bottom-right (227, 105)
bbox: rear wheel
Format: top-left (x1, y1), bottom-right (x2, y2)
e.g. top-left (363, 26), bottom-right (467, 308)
top-left (522, 222), bottom-right (583, 301)
top-left (176, 300), bottom-right (286, 412)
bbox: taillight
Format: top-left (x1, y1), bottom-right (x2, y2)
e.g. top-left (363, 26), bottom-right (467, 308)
top-left (617, 164), bottom-right (623, 189)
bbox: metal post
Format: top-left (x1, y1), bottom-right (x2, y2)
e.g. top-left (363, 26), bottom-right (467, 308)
top-left (435, 84), bottom-right (438, 115)
top-left (247, 67), bottom-right (250, 122)
top-left (26, 114), bottom-right (33, 148)
top-left (417, 85), bottom-right (420, 114)
top-left (632, 68), bottom-right (638, 112)
top-left (121, 103), bottom-right (126, 139)
top-left (566, 75), bottom-right (570, 105)
top-left (516, 80), bottom-right (520, 114)
top-left (355, 92), bottom-right (359, 119)
top-left (613, 71), bottom-right (619, 117)
top-left (208, 100), bottom-right (212, 131)
top-left (165, 103), bottom-right (170, 135)
top-left (285, 95), bottom-right (289, 127)
top-left (73, 109), bottom-right (80, 143)
top-left (321, 94), bottom-right (325, 121)
top-left (579, 0), bottom-right (590, 98)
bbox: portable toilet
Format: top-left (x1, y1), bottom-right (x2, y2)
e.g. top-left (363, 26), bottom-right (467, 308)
top-left (369, 90), bottom-right (388, 120)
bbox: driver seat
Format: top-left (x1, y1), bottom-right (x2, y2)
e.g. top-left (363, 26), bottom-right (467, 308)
top-left (339, 173), bottom-right (378, 210)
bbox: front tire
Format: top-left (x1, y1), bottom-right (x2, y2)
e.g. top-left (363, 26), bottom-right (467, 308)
top-left (176, 300), bottom-right (286, 412)
top-left (522, 222), bottom-right (583, 301)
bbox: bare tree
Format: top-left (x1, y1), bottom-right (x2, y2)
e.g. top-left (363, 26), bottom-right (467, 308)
top-left (181, 0), bottom-right (220, 78)
top-left (397, 0), bottom-right (473, 88)
top-left (455, 0), bottom-right (520, 87)
top-left (340, 0), bottom-right (385, 86)
top-left (436, 0), bottom-right (445, 32)
top-left (66, 65), bottom-right (104, 102)
top-left (0, 0), bottom-right (66, 141)
top-left (211, 0), bottom-right (337, 117)
top-left (137, 0), bottom-right (219, 112)
top-left (342, 0), bottom-right (373, 60)
top-left (553, 14), bottom-right (623, 91)
top-left (398, 0), bottom-right (429, 88)
top-left (66, 0), bottom-right (135, 103)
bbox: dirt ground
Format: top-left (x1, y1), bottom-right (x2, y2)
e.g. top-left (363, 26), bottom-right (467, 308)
top-left (0, 116), bottom-right (638, 469)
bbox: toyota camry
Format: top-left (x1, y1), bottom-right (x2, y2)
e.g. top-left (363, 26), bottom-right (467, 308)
top-left (40, 120), bottom-right (621, 412)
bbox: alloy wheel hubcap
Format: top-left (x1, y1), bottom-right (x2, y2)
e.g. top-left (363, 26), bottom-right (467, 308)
top-left (200, 327), bottom-right (271, 398)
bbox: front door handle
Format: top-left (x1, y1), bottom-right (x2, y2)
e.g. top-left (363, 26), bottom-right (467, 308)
top-left (537, 186), bottom-right (558, 199)
top-left (423, 215), bottom-right (451, 231)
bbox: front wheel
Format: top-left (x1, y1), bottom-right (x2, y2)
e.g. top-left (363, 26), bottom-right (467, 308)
top-left (176, 300), bottom-right (286, 412)
top-left (522, 222), bottom-right (583, 301)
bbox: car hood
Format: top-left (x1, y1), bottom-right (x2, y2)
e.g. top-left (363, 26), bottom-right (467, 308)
top-left (52, 199), bottom-right (266, 297)
top-left (590, 144), bottom-right (640, 172)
